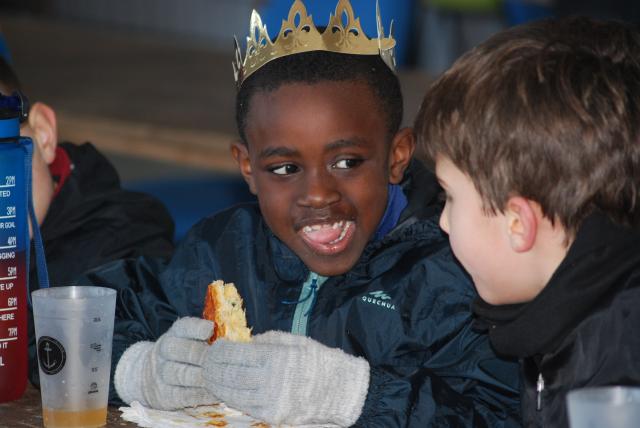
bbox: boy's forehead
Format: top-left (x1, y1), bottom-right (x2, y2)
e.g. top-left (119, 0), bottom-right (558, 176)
top-left (247, 80), bottom-right (383, 123)
top-left (247, 80), bottom-right (380, 123)
top-left (434, 155), bottom-right (459, 183)
top-left (250, 136), bottom-right (371, 156)
top-left (244, 81), bottom-right (389, 153)
top-left (253, 78), bottom-right (374, 102)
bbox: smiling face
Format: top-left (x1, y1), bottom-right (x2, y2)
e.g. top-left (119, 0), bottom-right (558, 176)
top-left (234, 80), bottom-right (412, 276)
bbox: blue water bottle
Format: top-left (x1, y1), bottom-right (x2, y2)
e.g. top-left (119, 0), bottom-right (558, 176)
top-left (0, 91), bottom-right (34, 402)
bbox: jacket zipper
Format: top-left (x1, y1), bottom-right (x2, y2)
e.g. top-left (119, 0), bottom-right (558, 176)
top-left (287, 273), bottom-right (326, 335)
top-left (536, 372), bottom-right (545, 411)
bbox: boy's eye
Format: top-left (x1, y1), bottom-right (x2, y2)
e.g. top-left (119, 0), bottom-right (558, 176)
top-left (269, 164), bottom-right (299, 175)
top-left (333, 158), bottom-right (363, 169)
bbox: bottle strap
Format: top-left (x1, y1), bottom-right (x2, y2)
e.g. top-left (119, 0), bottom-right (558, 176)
top-left (20, 139), bottom-right (49, 309)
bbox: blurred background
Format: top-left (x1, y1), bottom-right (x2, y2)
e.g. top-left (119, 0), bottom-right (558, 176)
top-left (0, 0), bottom-right (637, 239)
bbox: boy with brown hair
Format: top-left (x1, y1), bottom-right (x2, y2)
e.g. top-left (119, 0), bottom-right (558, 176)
top-left (415, 16), bottom-right (640, 428)
top-left (80, 0), bottom-right (521, 426)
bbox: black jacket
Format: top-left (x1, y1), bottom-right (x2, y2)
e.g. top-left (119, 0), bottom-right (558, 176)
top-left (28, 142), bottom-right (175, 386)
top-left (475, 212), bottom-right (640, 427)
top-left (81, 161), bottom-right (522, 426)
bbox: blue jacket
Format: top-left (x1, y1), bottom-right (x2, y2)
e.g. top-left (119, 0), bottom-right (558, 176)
top-left (80, 161), bottom-right (521, 426)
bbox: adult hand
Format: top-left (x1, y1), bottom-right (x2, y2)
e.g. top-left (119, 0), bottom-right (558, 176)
top-left (114, 317), bottom-right (217, 410)
top-left (203, 331), bottom-right (370, 426)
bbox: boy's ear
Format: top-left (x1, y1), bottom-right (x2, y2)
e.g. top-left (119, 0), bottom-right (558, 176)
top-left (231, 140), bottom-right (257, 195)
top-left (27, 102), bottom-right (58, 165)
top-left (388, 127), bottom-right (415, 184)
top-left (505, 196), bottom-right (538, 253)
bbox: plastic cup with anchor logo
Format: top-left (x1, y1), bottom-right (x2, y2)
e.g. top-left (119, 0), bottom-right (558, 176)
top-left (567, 386), bottom-right (640, 428)
top-left (32, 286), bottom-right (116, 428)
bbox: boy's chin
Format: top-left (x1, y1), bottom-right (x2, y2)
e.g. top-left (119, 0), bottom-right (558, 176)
top-left (303, 254), bottom-right (360, 277)
top-left (478, 287), bottom-right (534, 306)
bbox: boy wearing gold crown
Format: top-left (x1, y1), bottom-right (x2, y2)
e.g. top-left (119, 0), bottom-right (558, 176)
top-left (83, 0), bottom-right (521, 426)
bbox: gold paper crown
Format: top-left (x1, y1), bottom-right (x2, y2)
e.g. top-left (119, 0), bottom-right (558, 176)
top-left (233, 0), bottom-right (396, 88)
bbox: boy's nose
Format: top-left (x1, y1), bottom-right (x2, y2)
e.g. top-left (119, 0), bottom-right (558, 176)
top-left (297, 172), bottom-right (340, 208)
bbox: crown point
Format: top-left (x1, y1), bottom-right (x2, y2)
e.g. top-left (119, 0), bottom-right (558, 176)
top-left (233, 0), bottom-right (397, 88)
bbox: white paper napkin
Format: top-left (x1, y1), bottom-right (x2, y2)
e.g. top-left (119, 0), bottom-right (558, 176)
top-left (119, 401), bottom-right (265, 427)
top-left (119, 401), bottom-right (339, 428)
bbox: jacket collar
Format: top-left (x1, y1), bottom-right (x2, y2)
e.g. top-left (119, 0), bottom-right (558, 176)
top-left (267, 227), bottom-right (309, 283)
top-left (474, 211), bottom-right (640, 358)
top-left (49, 146), bottom-right (72, 197)
top-left (398, 159), bottom-right (443, 225)
top-left (42, 142), bottom-right (122, 241)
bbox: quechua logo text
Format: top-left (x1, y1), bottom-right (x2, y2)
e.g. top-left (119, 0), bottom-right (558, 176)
top-left (361, 291), bottom-right (396, 311)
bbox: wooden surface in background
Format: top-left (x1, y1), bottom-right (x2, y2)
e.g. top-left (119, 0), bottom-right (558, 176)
top-left (0, 13), bottom-right (432, 173)
top-left (2, 13), bottom-right (239, 172)
top-left (56, 111), bottom-right (239, 173)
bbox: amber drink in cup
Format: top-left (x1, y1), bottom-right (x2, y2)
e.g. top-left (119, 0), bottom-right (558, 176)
top-left (32, 286), bottom-right (116, 428)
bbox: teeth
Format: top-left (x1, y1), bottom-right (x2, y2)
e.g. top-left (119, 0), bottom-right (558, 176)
top-left (301, 221), bottom-right (353, 245)
top-left (329, 221), bottom-right (351, 244)
top-left (303, 221), bottom-right (344, 233)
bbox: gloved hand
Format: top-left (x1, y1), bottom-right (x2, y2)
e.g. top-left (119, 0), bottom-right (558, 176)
top-left (114, 317), bottom-right (217, 410)
top-left (202, 331), bottom-right (370, 427)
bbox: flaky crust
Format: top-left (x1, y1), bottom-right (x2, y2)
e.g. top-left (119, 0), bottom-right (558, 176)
top-left (202, 280), bottom-right (252, 343)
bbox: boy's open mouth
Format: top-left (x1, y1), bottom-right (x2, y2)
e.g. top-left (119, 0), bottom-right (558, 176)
top-left (299, 220), bottom-right (355, 255)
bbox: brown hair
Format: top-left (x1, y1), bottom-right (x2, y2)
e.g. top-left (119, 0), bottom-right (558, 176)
top-left (415, 17), bottom-right (640, 234)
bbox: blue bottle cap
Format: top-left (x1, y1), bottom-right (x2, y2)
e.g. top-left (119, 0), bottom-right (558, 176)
top-left (0, 91), bottom-right (28, 139)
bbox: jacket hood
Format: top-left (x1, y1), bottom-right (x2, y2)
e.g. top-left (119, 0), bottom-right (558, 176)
top-left (42, 142), bottom-right (121, 239)
top-left (398, 159), bottom-right (443, 225)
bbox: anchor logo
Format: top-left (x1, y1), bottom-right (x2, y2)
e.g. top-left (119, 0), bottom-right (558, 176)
top-left (37, 336), bottom-right (66, 375)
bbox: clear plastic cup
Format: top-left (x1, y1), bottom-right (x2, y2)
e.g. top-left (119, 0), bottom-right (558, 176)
top-left (567, 386), bottom-right (640, 428)
top-left (32, 286), bottom-right (116, 428)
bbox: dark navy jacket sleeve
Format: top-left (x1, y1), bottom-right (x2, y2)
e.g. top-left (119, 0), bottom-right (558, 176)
top-left (76, 206), bottom-right (265, 405)
top-left (355, 327), bottom-right (521, 427)
top-left (77, 226), bottom-right (222, 404)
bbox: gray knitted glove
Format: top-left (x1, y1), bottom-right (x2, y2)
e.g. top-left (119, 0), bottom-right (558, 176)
top-left (202, 331), bottom-right (370, 427)
top-left (114, 317), bottom-right (217, 410)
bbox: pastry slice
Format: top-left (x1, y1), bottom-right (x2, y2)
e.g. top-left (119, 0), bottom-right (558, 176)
top-left (202, 280), bottom-right (252, 343)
